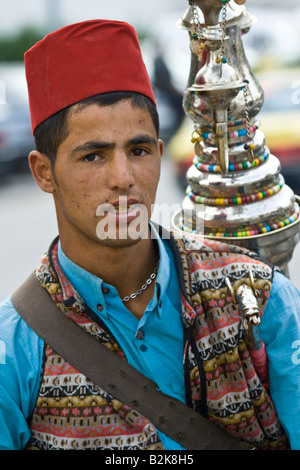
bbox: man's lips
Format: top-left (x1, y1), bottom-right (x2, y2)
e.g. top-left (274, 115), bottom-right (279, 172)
top-left (101, 197), bottom-right (145, 222)
top-left (111, 198), bottom-right (141, 212)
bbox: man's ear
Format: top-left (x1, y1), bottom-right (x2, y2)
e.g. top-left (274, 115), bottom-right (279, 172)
top-left (28, 150), bottom-right (56, 194)
top-left (158, 139), bottom-right (164, 158)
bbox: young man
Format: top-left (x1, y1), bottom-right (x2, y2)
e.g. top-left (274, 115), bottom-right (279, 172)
top-left (0, 19), bottom-right (299, 451)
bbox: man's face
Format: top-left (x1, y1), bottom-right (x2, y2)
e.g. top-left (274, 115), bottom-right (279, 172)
top-left (50, 99), bottom-right (163, 248)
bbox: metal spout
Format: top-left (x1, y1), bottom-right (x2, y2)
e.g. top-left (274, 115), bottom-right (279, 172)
top-left (190, 54), bottom-right (244, 173)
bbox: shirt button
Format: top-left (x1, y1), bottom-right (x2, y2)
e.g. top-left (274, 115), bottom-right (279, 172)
top-left (97, 304), bottom-right (104, 312)
top-left (136, 330), bottom-right (145, 340)
top-left (140, 344), bottom-right (148, 352)
top-left (102, 287), bottom-right (110, 294)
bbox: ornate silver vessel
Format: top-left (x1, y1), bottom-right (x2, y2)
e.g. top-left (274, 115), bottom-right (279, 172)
top-left (172, 0), bottom-right (300, 276)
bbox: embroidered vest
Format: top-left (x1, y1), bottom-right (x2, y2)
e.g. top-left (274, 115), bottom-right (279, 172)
top-left (26, 234), bottom-right (289, 450)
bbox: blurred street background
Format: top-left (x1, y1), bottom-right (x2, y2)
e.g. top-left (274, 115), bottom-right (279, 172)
top-left (0, 0), bottom-right (300, 299)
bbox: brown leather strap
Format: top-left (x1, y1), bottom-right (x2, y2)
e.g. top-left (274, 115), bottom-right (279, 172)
top-left (11, 272), bottom-right (248, 450)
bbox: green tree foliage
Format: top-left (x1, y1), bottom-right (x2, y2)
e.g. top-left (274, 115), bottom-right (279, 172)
top-left (0, 26), bottom-right (150, 62)
top-left (0, 27), bottom-right (43, 61)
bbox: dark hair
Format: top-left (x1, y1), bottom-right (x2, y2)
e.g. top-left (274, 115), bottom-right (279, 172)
top-left (34, 91), bottom-right (159, 164)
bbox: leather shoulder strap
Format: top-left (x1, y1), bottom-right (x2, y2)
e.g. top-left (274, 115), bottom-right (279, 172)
top-left (11, 272), bottom-right (248, 450)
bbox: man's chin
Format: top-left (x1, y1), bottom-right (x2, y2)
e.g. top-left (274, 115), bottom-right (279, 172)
top-left (95, 213), bottom-right (151, 246)
top-left (97, 236), bottom-right (143, 249)
top-left (95, 224), bottom-right (150, 247)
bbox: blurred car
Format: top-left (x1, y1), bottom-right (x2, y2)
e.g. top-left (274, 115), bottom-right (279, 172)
top-left (257, 68), bottom-right (300, 194)
top-left (0, 63), bottom-right (34, 178)
top-left (167, 67), bottom-right (300, 195)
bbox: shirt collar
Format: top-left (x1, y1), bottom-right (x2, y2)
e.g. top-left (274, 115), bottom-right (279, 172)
top-left (57, 223), bottom-right (170, 318)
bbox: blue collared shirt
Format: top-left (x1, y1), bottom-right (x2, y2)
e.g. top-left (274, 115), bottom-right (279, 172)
top-left (58, 237), bottom-right (184, 405)
top-left (56, 231), bottom-right (186, 450)
top-left (0, 232), bottom-right (300, 450)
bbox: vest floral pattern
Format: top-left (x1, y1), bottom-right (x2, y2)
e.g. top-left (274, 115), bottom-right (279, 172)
top-left (26, 233), bottom-right (289, 450)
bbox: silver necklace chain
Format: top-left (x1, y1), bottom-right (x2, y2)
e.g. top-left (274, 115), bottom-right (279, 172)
top-left (121, 263), bottom-right (159, 302)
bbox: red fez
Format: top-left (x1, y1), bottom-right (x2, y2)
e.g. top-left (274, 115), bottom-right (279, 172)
top-left (24, 20), bottom-right (156, 134)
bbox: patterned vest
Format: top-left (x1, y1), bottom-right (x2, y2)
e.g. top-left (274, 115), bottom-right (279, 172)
top-left (26, 233), bottom-right (289, 450)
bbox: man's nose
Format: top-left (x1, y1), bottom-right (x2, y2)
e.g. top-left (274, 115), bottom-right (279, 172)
top-left (106, 152), bottom-right (135, 191)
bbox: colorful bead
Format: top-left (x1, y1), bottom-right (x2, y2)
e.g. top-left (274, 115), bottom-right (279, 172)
top-left (180, 209), bottom-right (300, 239)
top-left (186, 180), bottom-right (283, 207)
top-left (193, 152), bottom-right (269, 173)
top-left (200, 124), bottom-right (257, 144)
top-left (191, 129), bottom-right (202, 144)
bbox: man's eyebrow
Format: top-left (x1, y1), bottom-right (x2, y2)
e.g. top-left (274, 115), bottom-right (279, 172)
top-left (71, 140), bottom-right (115, 156)
top-left (126, 134), bottom-right (158, 147)
top-left (71, 135), bottom-right (158, 156)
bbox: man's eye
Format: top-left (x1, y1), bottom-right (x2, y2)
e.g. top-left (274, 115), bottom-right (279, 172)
top-left (84, 154), bottom-right (101, 162)
top-left (132, 148), bottom-right (148, 157)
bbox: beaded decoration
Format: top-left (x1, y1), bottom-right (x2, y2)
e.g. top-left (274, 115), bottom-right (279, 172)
top-left (186, 179), bottom-right (283, 207)
top-left (180, 207), bottom-right (300, 238)
top-left (190, 91), bottom-right (203, 147)
top-left (201, 125), bottom-right (257, 143)
top-left (189, 3), bottom-right (206, 57)
top-left (200, 119), bottom-right (258, 146)
top-left (242, 80), bottom-right (255, 162)
top-left (193, 151), bottom-right (269, 174)
top-left (216, 0), bottom-right (229, 67)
